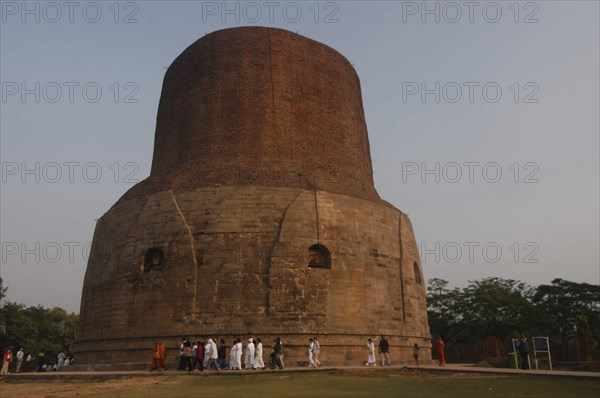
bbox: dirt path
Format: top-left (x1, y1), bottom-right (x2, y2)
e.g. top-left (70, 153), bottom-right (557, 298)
top-left (0, 376), bottom-right (171, 398)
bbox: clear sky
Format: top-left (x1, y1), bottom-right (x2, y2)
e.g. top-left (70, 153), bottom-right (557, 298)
top-left (1, 1), bottom-right (598, 313)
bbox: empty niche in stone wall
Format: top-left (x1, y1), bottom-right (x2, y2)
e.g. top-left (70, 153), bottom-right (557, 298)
top-left (413, 261), bottom-right (422, 284)
top-left (308, 244), bottom-right (331, 269)
top-left (142, 248), bottom-right (164, 273)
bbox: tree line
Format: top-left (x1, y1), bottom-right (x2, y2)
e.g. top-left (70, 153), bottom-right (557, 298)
top-left (1, 275), bottom-right (598, 367)
top-left (0, 277), bottom-right (79, 364)
top-left (427, 277), bottom-right (600, 365)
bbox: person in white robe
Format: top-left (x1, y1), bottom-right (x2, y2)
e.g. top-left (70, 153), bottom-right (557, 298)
top-left (254, 338), bottom-right (265, 369)
top-left (206, 339), bottom-right (219, 370)
top-left (57, 351), bottom-right (66, 370)
top-left (307, 338), bottom-right (316, 368)
top-left (308, 338), bottom-right (316, 368)
top-left (235, 338), bottom-right (243, 369)
top-left (365, 338), bottom-right (376, 366)
top-left (245, 338), bottom-right (255, 369)
top-left (203, 341), bottom-right (212, 369)
top-left (229, 340), bottom-right (239, 370)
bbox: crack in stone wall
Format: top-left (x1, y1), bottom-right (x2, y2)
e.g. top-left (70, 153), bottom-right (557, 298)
top-left (263, 190), bottom-right (302, 316)
top-left (169, 190), bottom-right (199, 316)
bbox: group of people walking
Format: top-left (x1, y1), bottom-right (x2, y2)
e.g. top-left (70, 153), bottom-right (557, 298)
top-left (1, 347), bottom-right (72, 374)
top-left (307, 338), bottom-right (321, 368)
top-left (148, 335), bottom-right (450, 372)
top-left (229, 337), bottom-right (266, 370)
top-left (154, 336), bottom-right (286, 372)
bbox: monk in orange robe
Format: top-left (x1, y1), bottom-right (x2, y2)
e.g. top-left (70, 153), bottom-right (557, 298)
top-left (436, 338), bottom-right (446, 366)
top-left (151, 341), bottom-right (167, 371)
top-left (158, 341), bottom-right (167, 370)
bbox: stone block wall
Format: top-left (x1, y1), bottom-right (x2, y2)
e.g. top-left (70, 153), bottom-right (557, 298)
top-left (74, 186), bottom-right (431, 366)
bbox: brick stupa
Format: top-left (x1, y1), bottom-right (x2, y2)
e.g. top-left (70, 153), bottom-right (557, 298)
top-left (73, 27), bottom-right (431, 368)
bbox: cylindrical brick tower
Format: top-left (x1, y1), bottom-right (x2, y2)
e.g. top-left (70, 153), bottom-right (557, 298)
top-left (73, 27), bottom-right (431, 368)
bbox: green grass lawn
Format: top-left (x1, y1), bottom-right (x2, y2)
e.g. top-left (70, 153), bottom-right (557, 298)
top-left (47, 371), bottom-right (600, 398)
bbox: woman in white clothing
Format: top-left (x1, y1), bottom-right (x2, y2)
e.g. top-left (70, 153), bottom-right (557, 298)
top-left (308, 338), bottom-right (316, 368)
top-left (254, 338), bottom-right (265, 369)
top-left (365, 338), bottom-right (376, 366)
top-left (229, 339), bottom-right (239, 370)
top-left (235, 338), bottom-right (243, 369)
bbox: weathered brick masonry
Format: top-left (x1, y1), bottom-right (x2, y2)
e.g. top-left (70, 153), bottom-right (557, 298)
top-left (73, 27), bottom-right (431, 368)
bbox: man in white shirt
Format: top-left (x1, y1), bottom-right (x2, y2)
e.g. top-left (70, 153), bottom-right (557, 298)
top-left (15, 348), bottom-right (24, 372)
top-left (313, 338), bottom-right (322, 367)
top-left (57, 351), bottom-right (66, 370)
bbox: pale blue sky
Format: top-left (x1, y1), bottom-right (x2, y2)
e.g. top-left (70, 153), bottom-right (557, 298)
top-left (1, 1), bottom-right (598, 312)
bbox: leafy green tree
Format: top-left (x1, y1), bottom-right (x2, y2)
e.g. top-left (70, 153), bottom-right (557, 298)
top-left (1, 302), bottom-right (38, 351)
top-left (0, 276), bottom-right (6, 302)
top-left (426, 277), bottom-right (599, 363)
top-left (427, 278), bottom-right (467, 342)
top-left (1, 301), bottom-right (79, 361)
top-left (428, 277), bottom-right (542, 345)
top-left (532, 278), bottom-right (600, 360)
top-left (460, 277), bottom-right (536, 342)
